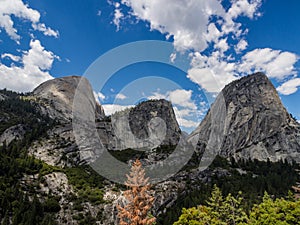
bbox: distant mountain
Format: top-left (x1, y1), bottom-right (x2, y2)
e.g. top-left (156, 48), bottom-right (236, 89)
top-left (189, 72), bottom-right (300, 163)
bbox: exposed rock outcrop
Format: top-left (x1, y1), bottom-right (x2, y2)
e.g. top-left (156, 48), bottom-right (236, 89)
top-left (0, 124), bottom-right (26, 146)
top-left (97, 99), bottom-right (181, 150)
top-left (33, 76), bottom-right (105, 122)
top-left (0, 93), bottom-right (6, 101)
top-left (189, 72), bottom-right (300, 163)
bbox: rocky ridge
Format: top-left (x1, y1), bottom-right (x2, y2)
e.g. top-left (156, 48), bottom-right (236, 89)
top-left (189, 72), bottom-right (300, 163)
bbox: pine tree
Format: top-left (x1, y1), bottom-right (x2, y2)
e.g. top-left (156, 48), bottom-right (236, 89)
top-left (292, 169), bottom-right (300, 199)
top-left (117, 159), bottom-right (156, 225)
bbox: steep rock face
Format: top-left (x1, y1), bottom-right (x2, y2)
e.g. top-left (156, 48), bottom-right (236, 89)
top-left (0, 124), bottom-right (26, 146)
top-left (29, 76), bottom-right (105, 165)
top-left (33, 76), bottom-right (105, 122)
top-left (129, 99), bottom-right (181, 146)
top-left (189, 72), bottom-right (300, 163)
top-left (97, 99), bottom-right (181, 150)
top-left (30, 77), bottom-right (181, 165)
top-left (0, 93), bottom-right (6, 101)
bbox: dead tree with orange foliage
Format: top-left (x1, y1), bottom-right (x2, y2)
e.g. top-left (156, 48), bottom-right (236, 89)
top-left (117, 159), bottom-right (156, 225)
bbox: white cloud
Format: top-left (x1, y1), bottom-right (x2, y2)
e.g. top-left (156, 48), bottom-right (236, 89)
top-left (187, 48), bottom-right (299, 93)
top-left (147, 92), bottom-right (166, 100)
top-left (118, 0), bottom-right (262, 52)
top-left (0, 0), bottom-right (58, 42)
top-left (235, 39), bottom-right (248, 53)
top-left (227, 0), bottom-right (262, 20)
top-left (173, 106), bottom-right (192, 117)
top-left (240, 48), bottom-right (298, 80)
top-left (102, 104), bottom-right (134, 115)
top-left (0, 39), bottom-right (56, 92)
top-left (277, 78), bottom-right (300, 95)
top-left (115, 93), bottom-right (127, 100)
top-left (116, 0), bottom-right (300, 96)
top-left (113, 2), bottom-right (123, 31)
top-left (32, 23), bottom-right (59, 38)
top-left (94, 91), bottom-right (106, 103)
top-left (1, 53), bottom-right (21, 62)
top-left (119, 0), bottom-right (225, 52)
top-left (170, 52), bottom-right (177, 63)
top-left (148, 89), bottom-right (197, 109)
top-left (0, 0), bottom-right (59, 93)
top-left (214, 38), bottom-right (229, 54)
top-left (204, 23), bottom-right (222, 43)
top-left (176, 117), bottom-right (199, 128)
top-left (168, 89), bottom-right (197, 109)
top-left (0, 0), bottom-right (40, 42)
top-left (187, 52), bottom-right (238, 92)
top-left (148, 89), bottom-right (202, 129)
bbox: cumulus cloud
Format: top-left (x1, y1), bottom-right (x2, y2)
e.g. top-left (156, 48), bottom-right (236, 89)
top-left (115, 0), bottom-right (300, 96)
top-left (0, 0), bottom-right (59, 93)
top-left (187, 51), bottom-right (238, 92)
top-left (115, 93), bottom-right (127, 100)
top-left (0, 39), bottom-right (56, 92)
top-left (117, 0), bottom-right (299, 95)
top-left (148, 89), bottom-right (197, 110)
top-left (214, 38), bottom-right (229, 54)
top-left (1, 53), bottom-right (21, 62)
top-left (277, 78), bottom-right (300, 95)
top-left (188, 48), bottom-right (299, 93)
top-left (117, 0), bottom-right (262, 52)
top-left (0, 0), bottom-right (39, 42)
top-left (0, 0), bottom-right (58, 42)
top-left (235, 39), bottom-right (248, 53)
top-left (227, 0), bottom-right (262, 19)
top-left (102, 104), bottom-right (134, 115)
top-left (94, 91), bottom-right (106, 103)
top-left (118, 0), bottom-right (226, 52)
top-left (239, 48), bottom-right (298, 80)
top-left (32, 23), bottom-right (59, 38)
top-left (113, 2), bottom-right (123, 31)
top-left (176, 117), bottom-right (199, 128)
top-left (168, 89), bottom-right (197, 109)
top-left (148, 89), bottom-right (204, 129)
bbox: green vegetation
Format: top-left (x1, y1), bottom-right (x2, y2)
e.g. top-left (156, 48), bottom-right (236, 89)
top-left (0, 89), bottom-right (55, 135)
top-left (0, 90), bottom-right (109, 224)
top-left (157, 156), bottom-right (300, 225)
top-left (64, 166), bottom-right (106, 205)
top-left (0, 91), bottom-right (58, 224)
top-left (173, 186), bottom-right (300, 225)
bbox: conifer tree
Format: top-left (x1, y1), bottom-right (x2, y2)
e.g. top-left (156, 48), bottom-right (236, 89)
top-left (292, 169), bottom-right (300, 199)
top-left (117, 159), bottom-right (156, 225)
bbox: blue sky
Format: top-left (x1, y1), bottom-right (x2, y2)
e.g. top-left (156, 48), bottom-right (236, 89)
top-left (0, 0), bottom-right (300, 133)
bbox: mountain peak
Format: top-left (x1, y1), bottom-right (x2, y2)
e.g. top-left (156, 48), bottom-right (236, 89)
top-left (189, 73), bottom-right (300, 163)
top-left (32, 76), bottom-right (105, 122)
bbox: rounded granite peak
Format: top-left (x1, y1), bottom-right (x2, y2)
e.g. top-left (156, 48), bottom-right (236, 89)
top-left (32, 76), bottom-right (105, 122)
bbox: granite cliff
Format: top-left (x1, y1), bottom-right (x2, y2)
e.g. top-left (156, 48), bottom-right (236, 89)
top-left (189, 72), bottom-right (300, 163)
